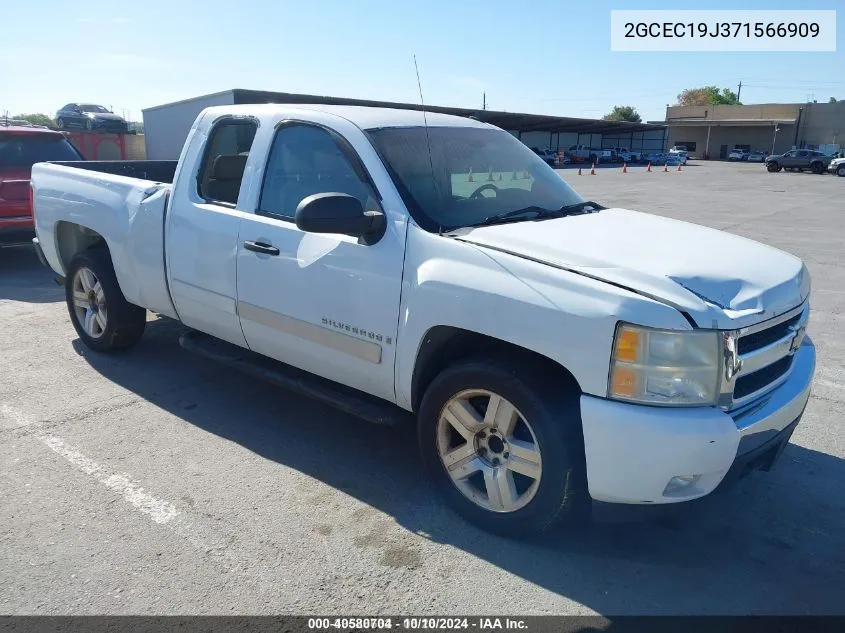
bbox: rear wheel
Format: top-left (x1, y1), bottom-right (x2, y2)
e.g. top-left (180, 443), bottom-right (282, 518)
top-left (418, 357), bottom-right (588, 537)
top-left (811, 162), bottom-right (825, 174)
top-left (65, 248), bottom-right (146, 352)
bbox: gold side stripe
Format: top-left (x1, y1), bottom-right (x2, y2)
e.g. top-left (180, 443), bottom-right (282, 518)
top-left (237, 301), bottom-right (382, 365)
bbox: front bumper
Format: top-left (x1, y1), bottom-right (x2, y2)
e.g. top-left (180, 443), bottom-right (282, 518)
top-left (580, 337), bottom-right (815, 504)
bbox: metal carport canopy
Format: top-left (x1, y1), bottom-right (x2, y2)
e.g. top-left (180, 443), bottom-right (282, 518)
top-left (232, 89), bottom-right (666, 135)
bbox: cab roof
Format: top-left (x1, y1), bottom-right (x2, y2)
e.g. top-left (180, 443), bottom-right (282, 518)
top-left (202, 103), bottom-right (494, 131)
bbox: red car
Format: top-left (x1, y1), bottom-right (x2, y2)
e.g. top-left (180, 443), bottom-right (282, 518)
top-left (0, 126), bottom-right (83, 245)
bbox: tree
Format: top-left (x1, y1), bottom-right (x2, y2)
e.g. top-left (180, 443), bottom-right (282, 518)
top-left (602, 105), bottom-right (642, 123)
top-left (676, 86), bottom-right (742, 106)
top-left (12, 113), bottom-right (55, 127)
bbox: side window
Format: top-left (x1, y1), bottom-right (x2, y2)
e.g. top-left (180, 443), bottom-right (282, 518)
top-left (258, 124), bottom-right (380, 220)
top-left (796, 150), bottom-right (809, 158)
top-left (197, 119), bottom-right (258, 206)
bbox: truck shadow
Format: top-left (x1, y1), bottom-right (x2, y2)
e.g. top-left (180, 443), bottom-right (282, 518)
top-left (74, 318), bottom-right (845, 616)
top-left (0, 245), bottom-right (63, 303)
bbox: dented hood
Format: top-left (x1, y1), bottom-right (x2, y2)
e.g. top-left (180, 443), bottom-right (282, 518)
top-left (455, 208), bottom-right (810, 329)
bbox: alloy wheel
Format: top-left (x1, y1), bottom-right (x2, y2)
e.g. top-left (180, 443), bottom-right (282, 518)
top-left (436, 389), bottom-right (542, 513)
top-left (71, 267), bottom-right (108, 339)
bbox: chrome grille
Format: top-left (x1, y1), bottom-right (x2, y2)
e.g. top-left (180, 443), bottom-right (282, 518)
top-left (719, 302), bottom-right (809, 410)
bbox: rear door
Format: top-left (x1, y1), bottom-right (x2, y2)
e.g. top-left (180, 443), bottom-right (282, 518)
top-left (165, 116), bottom-right (258, 347)
top-left (235, 119), bottom-right (406, 402)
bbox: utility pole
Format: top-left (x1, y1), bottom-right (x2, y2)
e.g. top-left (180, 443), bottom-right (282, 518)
top-left (737, 81), bottom-right (742, 102)
top-left (482, 91), bottom-right (486, 110)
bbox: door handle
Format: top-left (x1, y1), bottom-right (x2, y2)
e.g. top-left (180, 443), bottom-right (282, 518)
top-left (243, 240), bottom-right (280, 256)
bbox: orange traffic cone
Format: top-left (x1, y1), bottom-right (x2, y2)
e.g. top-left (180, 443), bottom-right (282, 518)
top-left (646, 162), bottom-right (652, 172)
top-left (577, 167), bottom-right (582, 176)
top-left (677, 164), bottom-right (683, 172)
top-left (468, 168), bottom-right (473, 182)
top-left (590, 162), bottom-right (596, 175)
top-left (622, 163), bottom-right (628, 173)
top-left (663, 164), bottom-right (668, 172)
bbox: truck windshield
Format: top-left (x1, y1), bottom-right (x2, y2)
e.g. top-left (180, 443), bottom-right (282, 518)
top-left (367, 126), bottom-right (584, 232)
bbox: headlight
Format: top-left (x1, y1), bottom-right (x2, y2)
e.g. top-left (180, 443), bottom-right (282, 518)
top-left (608, 323), bottom-right (721, 406)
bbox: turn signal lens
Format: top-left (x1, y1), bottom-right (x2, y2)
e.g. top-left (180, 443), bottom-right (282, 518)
top-left (614, 326), bottom-right (640, 362)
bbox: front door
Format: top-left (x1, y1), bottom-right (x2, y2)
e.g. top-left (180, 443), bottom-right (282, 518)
top-left (236, 121), bottom-right (405, 402)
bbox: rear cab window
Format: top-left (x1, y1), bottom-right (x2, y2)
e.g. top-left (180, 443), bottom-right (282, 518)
top-left (197, 119), bottom-right (258, 207)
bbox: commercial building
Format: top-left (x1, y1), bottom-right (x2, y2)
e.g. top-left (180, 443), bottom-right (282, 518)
top-left (142, 88), bottom-right (667, 160)
top-left (660, 101), bottom-right (845, 159)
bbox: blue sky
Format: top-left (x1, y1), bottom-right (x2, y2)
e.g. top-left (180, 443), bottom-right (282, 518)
top-left (1, 0), bottom-right (842, 123)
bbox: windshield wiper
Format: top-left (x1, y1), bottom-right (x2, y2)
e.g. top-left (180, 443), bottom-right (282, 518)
top-left (473, 201), bottom-right (605, 227)
top-left (557, 200), bottom-right (605, 215)
top-left (474, 206), bottom-right (560, 227)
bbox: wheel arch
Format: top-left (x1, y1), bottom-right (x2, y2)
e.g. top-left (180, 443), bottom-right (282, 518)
top-left (410, 325), bottom-right (582, 414)
top-left (55, 221), bottom-right (110, 272)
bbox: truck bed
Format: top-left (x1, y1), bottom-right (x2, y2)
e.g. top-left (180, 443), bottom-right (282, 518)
top-left (31, 161), bottom-right (178, 319)
top-left (51, 160), bottom-right (178, 183)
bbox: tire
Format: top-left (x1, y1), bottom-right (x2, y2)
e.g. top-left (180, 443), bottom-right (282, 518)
top-left (767, 162), bottom-right (781, 172)
top-left (418, 356), bottom-right (589, 537)
top-left (811, 162), bottom-right (824, 175)
top-left (65, 247), bottom-right (146, 352)
top-left (837, 165), bottom-right (845, 177)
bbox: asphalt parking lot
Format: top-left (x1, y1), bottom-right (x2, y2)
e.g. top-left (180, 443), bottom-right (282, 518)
top-left (1, 161), bottom-right (843, 616)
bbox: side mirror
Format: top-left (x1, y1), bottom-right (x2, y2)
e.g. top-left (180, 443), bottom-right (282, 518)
top-left (295, 193), bottom-right (386, 245)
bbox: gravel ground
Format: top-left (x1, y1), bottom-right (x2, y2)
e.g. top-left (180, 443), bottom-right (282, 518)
top-left (1, 161), bottom-right (843, 615)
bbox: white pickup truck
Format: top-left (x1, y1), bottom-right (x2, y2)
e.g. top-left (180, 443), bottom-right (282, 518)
top-left (31, 104), bottom-right (815, 537)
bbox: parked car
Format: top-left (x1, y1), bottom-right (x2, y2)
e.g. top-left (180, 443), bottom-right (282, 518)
top-left (567, 145), bottom-right (612, 164)
top-left (728, 149), bottom-right (749, 161)
top-left (644, 151), bottom-right (666, 164)
top-left (828, 157), bottom-right (845, 177)
top-left (0, 126), bottom-right (83, 245)
top-left (615, 148), bottom-right (642, 163)
top-left (668, 148), bottom-right (688, 165)
top-left (531, 147), bottom-right (557, 167)
top-left (31, 104), bottom-right (815, 537)
top-left (664, 153), bottom-right (683, 166)
top-left (765, 149), bottom-right (833, 174)
top-left (55, 103), bottom-right (128, 134)
top-left (746, 151), bottom-right (766, 163)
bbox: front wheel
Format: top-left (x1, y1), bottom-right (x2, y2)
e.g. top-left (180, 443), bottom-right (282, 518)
top-left (767, 162), bottom-right (781, 172)
top-left (418, 357), bottom-right (588, 537)
top-left (65, 248), bottom-right (146, 352)
top-left (837, 164), bottom-right (845, 177)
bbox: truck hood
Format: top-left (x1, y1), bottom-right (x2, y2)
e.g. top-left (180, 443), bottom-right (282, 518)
top-left (454, 208), bottom-right (810, 329)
